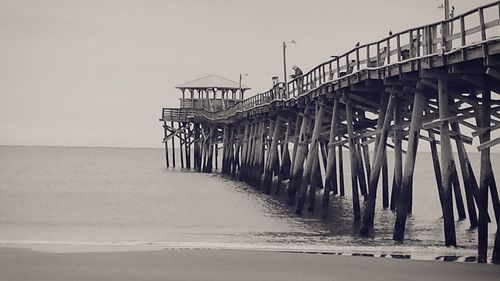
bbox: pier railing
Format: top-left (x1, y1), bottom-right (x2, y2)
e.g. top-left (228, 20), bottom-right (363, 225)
top-left (164, 1), bottom-right (500, 122)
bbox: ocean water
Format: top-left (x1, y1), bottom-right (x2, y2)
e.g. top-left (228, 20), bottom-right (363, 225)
top-left (0, 145), bottom-right (498, 261)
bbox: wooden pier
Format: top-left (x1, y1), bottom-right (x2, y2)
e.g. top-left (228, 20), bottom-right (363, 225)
top-left (160, 2), bottom-right (500, 263)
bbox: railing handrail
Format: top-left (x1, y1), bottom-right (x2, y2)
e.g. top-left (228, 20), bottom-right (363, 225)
top-left (163, 1), bottom-right (500, 122)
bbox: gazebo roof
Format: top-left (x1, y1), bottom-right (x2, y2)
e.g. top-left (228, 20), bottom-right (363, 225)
top-left (176, 74), bottom-right (250, 90)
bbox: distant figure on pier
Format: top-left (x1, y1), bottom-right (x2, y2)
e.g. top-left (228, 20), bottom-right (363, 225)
top-left (291, 65), bottom-right (304, 95)
top-left (271, 76), bottom-right (280, 100)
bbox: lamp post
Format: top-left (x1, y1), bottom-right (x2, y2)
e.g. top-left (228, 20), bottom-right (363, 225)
top-left (239, 73), bottom-right (249, 100)
top-left (283, 40), bottom-right (296, 95)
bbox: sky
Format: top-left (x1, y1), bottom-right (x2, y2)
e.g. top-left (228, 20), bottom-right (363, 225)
top-left (0, 0), bottom-right (497, 148)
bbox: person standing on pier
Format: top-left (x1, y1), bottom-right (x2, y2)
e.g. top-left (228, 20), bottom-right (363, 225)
top-left (291, 65), bottom-right (303, 95)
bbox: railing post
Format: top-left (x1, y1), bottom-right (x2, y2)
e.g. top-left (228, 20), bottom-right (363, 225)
top-left (396, 34), bottom-right (401, 61)
top-left (356, 47), bottom-right (360, 71)
top-left (376, 42), bottom-right (381, 67)
top-left (479, 7), bottom-right (487, 41)
top-left (386, 37), bottom-right (391, 65)
top-left (366, 45), bottom-right (371, 67)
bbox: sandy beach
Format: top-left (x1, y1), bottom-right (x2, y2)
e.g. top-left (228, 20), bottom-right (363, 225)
top-left (0, 247), bottom-right (498, 281)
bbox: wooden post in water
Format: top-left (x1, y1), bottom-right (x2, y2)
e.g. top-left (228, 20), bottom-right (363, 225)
top-left (262, 117), bottom-right (283, 193)
top-left (338, 139), bottom-right (345, 197)
top-left (390, 97), bottom-right (403, 211)
top-left (478, 88), bottom-right (491, 263)
top-left (360, 92), bottom-right (395, 235)
top-left (232, 126), bottom-right (241, 176)
top-left (344, 93), bottom-right (361, 221)
top-left (361, 139), bottom-right (371, 184)
top-left (356, 142), bottom-right (368, 198)
top-left (288, 107), bottom-right (312, 205)
top-left (437, 79), bottom-right (457, 247)
top-left (171, 121), bottom-right (176, 168)
top-left (228, 127), bottom-right (235, 175)
top-left (239, 123), bottom-right (251, 180)
top-left (246, 122), bottom-right (258, 183)
top-left (451, 157), bottom-right (466, 220)
top-left (179, 123), bottom-right (185, 169)
top-left (222, 126), bottom-right (229, 174)
top-left (322, 97), bottom-right (339, 214)
top-left (308, 154), bottom-right (322, 212)
top-left (163, 121), bottom-right (170, 168)
top-left (296, 102), bottom-right (324, 215)
top-left (394, 89), bottom-right (426, 242)
top-left (184, 123), bottom-right (191, 169)
top-left (254, 121), bottom-right (266, 188)
top-left (428, 129), bottom-right (446, 213)
top-left (382, 149), bottom-right (389, 208)
top-left (206, 126), bottom-right (214, 173)
top-left (214, 143), bottom-right (218, 171)
top-left (276, 119), bottom-right (292, 194)
top-left (289, 114), bottom-right (303, 181)
top-left (194, 123), bottom-right (201, 171)
top-left (451, 122), bottom-right (478, 228)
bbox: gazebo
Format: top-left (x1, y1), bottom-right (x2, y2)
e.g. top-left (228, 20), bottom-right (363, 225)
top-left (176, 74), bottom-right (250, 111)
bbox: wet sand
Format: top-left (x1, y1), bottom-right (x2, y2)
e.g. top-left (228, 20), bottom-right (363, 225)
top-left (0, 247), bottom-right (498, 281)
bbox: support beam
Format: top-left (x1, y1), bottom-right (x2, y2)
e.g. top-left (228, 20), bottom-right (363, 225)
top-left (344, 93), bottom-right (361, 221)
top-left (451, 122), bottom-right (478, 228)
top-left (276, 119), bottom-right (292, 194)
top-left (288, 107), bottom-right (312, 205)
top-left (262, 117), bottom-right (283, 194)
top-left (478, 88), bottom-right (492, 263)
top-left (394, 89), bottom-right (426, 242)
top-left (360, 92), bottom-right (395, 235)
top-left (338, 139), bottom-right (345, 197)
top-left (297, 103), bottom-right (325, 215)
top-left (322, 97), bottom-right (339, 216)
top-left (437, 79), bottom-right (457, 247)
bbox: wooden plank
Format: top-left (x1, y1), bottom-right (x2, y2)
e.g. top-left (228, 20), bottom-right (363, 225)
top-left (477, 136), bottom-right (500, 151)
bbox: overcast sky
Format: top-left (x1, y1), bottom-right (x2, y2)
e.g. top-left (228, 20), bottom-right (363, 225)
top-left (0, 0), bottom-right (497, 148)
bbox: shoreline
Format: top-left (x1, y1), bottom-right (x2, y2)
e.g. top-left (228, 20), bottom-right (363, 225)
top-left (0, 247), bottom-right (498, 281)
top-left (0, 240), bottom-right (495, 264)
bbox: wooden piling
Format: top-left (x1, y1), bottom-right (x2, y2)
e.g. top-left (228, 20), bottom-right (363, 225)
top-left (451, 157), bottom-right (467, 220)
top-left (296, 103), bottom-right (324, 215)
top-left (276, 120), bottom-right (292, 194)
top-left (356, 142), bottom-right (368, 198)
top-left (360, 92), bottom-right (395, 235)
top-left (394, 89), bottom-right (426, 242)
top-left (171, 121), bottom-right (176, 168)
top-left (222, 126), bottom-right (229, 174)
top-left (163, 121), bottom-right (170, 168)
top-left (382, 150), bottom-right (389, 208)
top-left (478, 88), bottom-right (491, 263)
top-left (338, 140), bottom-right (345, 197)
top-left (181, 122), bottom-right (184, 169)
top-left (437, 79), bottom-right (457, 247)
top-left (389, 99), bottom-right (402, 211)
top-left (308, 155), bottom-right (322, 212)
top-left (239, 123), bottom-right (251, 180)
top-left (322, 97), bottom-right (339, 214)
top-left (451, 122), bottom-right (478, 228)
top-left (232, 126), bottom-right (241, 176)
top-left (288, 107), bottom-right (312, 205)
top-left (262, 117), bottom-right (283, 194)
top-left (344, 93), bottom-right (361, 221)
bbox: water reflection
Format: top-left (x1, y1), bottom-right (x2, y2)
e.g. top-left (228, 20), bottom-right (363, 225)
top-left (221, 174), bottom-right (493, 263)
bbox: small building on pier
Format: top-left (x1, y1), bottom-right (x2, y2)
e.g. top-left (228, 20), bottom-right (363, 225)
top-left (176, 74), bottom-right (250, 112)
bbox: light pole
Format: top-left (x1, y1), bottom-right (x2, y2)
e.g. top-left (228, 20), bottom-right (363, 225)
top-left (283, 40), bottom-right (296, 95)
top-left (239, 73), bottom-right (249, 100)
